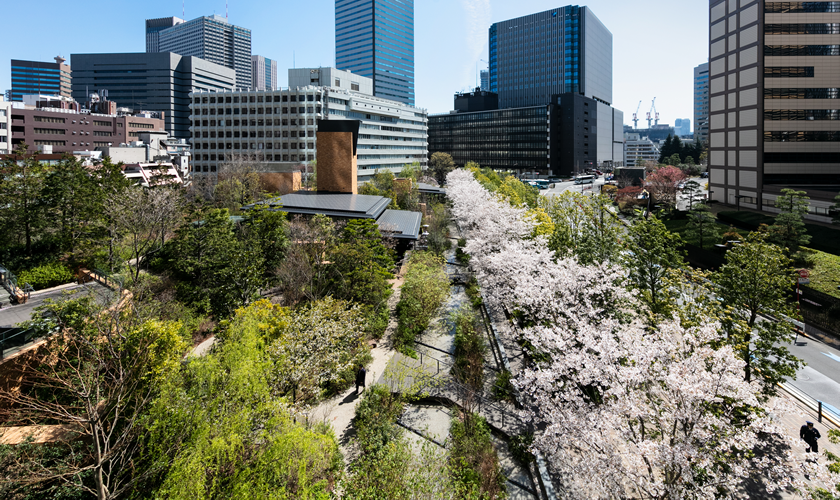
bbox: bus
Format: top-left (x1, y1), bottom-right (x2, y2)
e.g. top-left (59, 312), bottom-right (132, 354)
top-left (574, 175), bottom-right (595, 185)
top-left (526, 179), bottom-right (550, 190)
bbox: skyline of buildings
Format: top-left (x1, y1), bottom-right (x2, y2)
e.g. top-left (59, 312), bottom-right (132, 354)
top-left (150, 14), bottom-right (253, 90)
top-left (707, 0), bottom-right (840, 220)
top-left (335, 0), bottom-right (416, 106)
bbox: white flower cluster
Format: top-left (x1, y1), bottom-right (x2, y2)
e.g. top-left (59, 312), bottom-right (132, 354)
top-left (446, 169), bottom-right (836, 499)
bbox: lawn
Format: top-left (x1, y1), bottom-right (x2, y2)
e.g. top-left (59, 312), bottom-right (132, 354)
top-left (805, 248), bottom-right (840, 298)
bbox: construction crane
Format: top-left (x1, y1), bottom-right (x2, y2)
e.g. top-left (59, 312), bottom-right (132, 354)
top-left (632, 100), bottom-right (642, 130)
top-left (652, 98), bottom-right (660, 126)
top-left (646, 97), bottom-right (657, 128)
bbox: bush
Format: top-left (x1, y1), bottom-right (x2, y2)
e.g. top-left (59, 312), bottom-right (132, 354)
top-left (449, 411), bottom-right (507, 499)
top-left (16, 262), bottom-right (75, 290)
top-left (354, 385), bottom-right (404, 455)
top-left (366, 306), bottom-right (390, 340)
top-left (491, 370), bottom-right (515, 404)
top-left (465, 276), bottom-right (483, 308)
top-left (508, 432), bottom-right (535, 465)
top-left (452, 307), bottom-right (486, 391)
top-left (394, 252), bottom-right (449, 354)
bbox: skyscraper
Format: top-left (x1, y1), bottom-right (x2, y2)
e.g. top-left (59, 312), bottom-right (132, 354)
top-left (335, 0), bottom-right (415, 105)
top-left (707, 0), bottom-right (840, 218)
top-left (252, 55), bottom-right (278, 91)
top-left (145, 17), bottom-right (184, 53)
top-left (674, 118), bottom-right (691, 137)
top-left (693, 62), bottom-right (709, 144)
top-left (10, 57), bottom-right (72, 102)
top-left (480, 69), bottom-right (489, 91)
top-left (489, 5), bottom-right (613, 109)
top-left (149, 15), bottom-right (252, 89)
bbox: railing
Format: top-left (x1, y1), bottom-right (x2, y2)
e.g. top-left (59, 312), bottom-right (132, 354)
top-left (0, 265), bottom-right (30, 303)
top-left (0, 327), bottom-right (39, 360)
top-left (780, 381), bottom-right (840, 428)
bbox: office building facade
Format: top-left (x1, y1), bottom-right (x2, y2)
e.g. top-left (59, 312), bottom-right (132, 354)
top-left (0, 98), bottom-right (11, 154)
top-left (71, 52), bottom-right (235, 139)
top-left (289, 67), bottom-right (373, 95)
top-left (674, 118), bottom-right (692, 137)
top-left (694, 62), bottom-right (710, 144)
top-left (489, 5), bottom-right (613, 109)
top-left (480, 69), bottom-right (489, 91)
top-left (10, 57), bottom-right (72, 102)
top-left (252, 55), bottom-right (278, 91)
top-left (335, 0), bottom-right (415, 105)
top-left (145, 17), bottom-right (185, 53)
top-left (189, 68), bottom-right (427, 177)
top-left (429, 92), bottom-right (623, 177)
top-left (707, 0), bottom-right (840, 219)
top-left (153, 15), bottom-right (252, 89)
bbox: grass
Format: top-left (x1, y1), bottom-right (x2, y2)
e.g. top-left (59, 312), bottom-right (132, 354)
top-left (804, 248), bottom-right (840, 298)
top-left (662, 217), bottom-right (749, 249)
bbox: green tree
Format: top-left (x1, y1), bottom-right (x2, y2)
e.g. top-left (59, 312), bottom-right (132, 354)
top-left (542, 192), bottom-right (624, 265)
top-left (171, 208), bottom-right (263, 317)
top-left (329, 219), bottom-right (394, 312)
top-left (624, 213), bottom-right (685, 316)
top-left (769, 188), bottom-right (811, 254)
top-left (683, 180), bottom-right (701, 211)
top-left (429, 152), bottom-right (456, 186)
top-left (713, 234), bottom-right (803, 395)
top-left (685, 204), bottom-right (721, 249)
top-left (668, 153), bottom-right (682, 167)
top-left (241, 206), bottom-right (290, 284)
top-left (0, 145), bottom-right (51, 255)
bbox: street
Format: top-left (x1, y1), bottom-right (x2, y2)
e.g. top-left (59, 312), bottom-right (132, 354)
top-left (0, 282), bottom-right (113, 328)
top-left (787, 332), bottom-right (840, 416)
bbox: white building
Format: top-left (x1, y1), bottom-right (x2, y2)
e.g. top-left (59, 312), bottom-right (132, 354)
top-left (0, 97), bottom-right (11, 154)
top-left (189, 68), bottom-right (428, 181)
top-left (252, 55), bottom-right (278, 91)
top-left (624, 137), bottom-right (661, 167)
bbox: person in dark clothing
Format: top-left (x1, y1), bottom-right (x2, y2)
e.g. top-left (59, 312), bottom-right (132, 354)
top-left (800, 421), bottom-right (821, 453)
top-left (355, 366), bottom-right (366, 394)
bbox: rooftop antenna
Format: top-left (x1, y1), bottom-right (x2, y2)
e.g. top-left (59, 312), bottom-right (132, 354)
top-left (182, 0), bottom-right (184, 18)
top-left (226, 0), bottom-right (228, 19)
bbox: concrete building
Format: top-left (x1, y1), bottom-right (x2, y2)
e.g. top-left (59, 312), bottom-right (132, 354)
top-left (694, 62), bottom-right (710, 144)
top-left (289, 67), bottom-right (373, 95)
top-left (674, 118), bottom-right (691, 137)
top-left (623, 136), bottom-right (662, 167)
top-left (429, 92), bottom-right (623, 177)
top-left (489, 5), bottom-right (613, 109)
top-left (707, 0), bottom-right (840, 220)
top-left (145, 17), bottom-right (184, 53)
top-left (453, 88), bottom-right (499, 113)
top-left (335, 0), bottom-right (415, 105)
top-left (152, 15), bottom-right (252, 90)
top-left (10, 57), bottom-right (72, 102)
top-left (252, 55), bottom-right (278, 91)
top-left (70, 52), bottom-right (235, 139)
top-left (8, 98), bottom-right (165, 154)
top-left (0, 97), bottom-right (12, 154)
top-left (189, 68), bottom-right (427, 179)
top-left (480, 70), bottom-right (489, 91)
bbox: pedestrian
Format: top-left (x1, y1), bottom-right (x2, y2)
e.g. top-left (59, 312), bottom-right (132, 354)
top-left (355, 366), bottom-right (366, 395)
top-left (800, 421), bottom-right (821, 453)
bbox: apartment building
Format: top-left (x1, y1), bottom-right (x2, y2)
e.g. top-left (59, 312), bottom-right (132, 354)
top-left (707, 0), bottom-right (840, 219)
top-left (189, 68), bottom-right (427, 180)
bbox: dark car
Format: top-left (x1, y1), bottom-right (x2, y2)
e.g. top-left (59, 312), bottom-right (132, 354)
top-left (700, 172), bottom-right (709, 179)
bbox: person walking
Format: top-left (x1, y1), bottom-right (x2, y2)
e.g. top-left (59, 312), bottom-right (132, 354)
top-left (355, 366), bottom-right (366, 395)
top-left (800, 421), bottom-right (822, 453)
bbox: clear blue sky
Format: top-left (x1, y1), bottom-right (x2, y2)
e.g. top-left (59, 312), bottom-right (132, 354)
top-left (2, 0), bottom-right (709, 129)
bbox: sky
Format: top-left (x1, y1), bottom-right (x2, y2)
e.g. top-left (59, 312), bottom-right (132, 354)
top-left (2, 0), bottom-right (710, 130)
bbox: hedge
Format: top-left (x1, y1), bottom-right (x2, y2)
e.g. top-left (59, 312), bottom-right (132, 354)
top-left (394, 252), bottom-right (449, 354)
top-left (16, 262), bottom-right (75, 290)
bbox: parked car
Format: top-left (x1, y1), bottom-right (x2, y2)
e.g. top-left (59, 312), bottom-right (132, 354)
top-left (700, 171), bottom-right (709, 178)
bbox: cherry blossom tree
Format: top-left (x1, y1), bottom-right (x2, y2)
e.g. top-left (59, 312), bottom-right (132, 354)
top-left (646, 166), bottom-right (688, 211)
top-left (445, 168), bottom-right (837, 499)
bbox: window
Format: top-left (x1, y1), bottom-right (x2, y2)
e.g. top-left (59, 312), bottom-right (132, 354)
top-left (764, 67), bottom-right (815, 78)
top-left (764, 88), bottom-right (840, 99)
top-left (765, 2), bottom-right (840, 13)
top-left (93, 141), bottom-right (111, 147)
top-left (764, 109), bottom-right (840, 120)
top-left (129, 122), bottom-right (155, 129)
top-left (335, 79), bottom-right (341, 86)
top-left (93, 131), bottom-right (113, 137)
top-left (351, 83), bottom-right (360, 91)
top-left (93, 120), bottom-right (110, 127)
top-left (34, 140), bottom-right (65, 146)
top-left (765, 45), bottom-right (840, 56)
top-left (765, 23), bottom-right (840, 35)
top-left (34, 128), bottom-right (65, 135)
top-left (33, 116), bottom-right (65, 124)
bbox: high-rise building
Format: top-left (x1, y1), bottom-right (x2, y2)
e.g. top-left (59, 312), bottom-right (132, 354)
top-left (489, 5), bottom-right (613, 109)
top-left (150, 15), bottom-right (252, 89)
top-left (0, 97), bottom-right (12, 154)
top-left (693, 62), bottom-right (710, 144)
top-left (480, 70), bottom-right (489, 91)
top-left (10, 57), bottom-right (72, 102)
top-left (145, 17), bottom-right (185, 53)
top-left (252, 56), bottom-right (278, 91)
top-left (71, 52), bottom-right (235, 139)
top-left (674, 118), bottom-right (691, 137)
top-left (707, 0), bottom-right (840, 219)
top-left (335, 0), bottom-right (415, 105)
top-left (189, 67), bottom-right (427, 177)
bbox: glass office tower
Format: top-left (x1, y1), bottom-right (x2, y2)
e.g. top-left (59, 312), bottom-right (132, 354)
top-left (335, 0), bottom-right (415, 105)
top-left (489, 5), bottom-right (613, 109)
top-left (10, 57), bottom-right (72, 102)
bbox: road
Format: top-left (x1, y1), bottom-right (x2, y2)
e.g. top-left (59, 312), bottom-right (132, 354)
top-left (0, 282), bottom-right (113, 328)
top-left (787, 331), bottom-right (840, 416)
top-left (541, 178), bottom-right (607, 196)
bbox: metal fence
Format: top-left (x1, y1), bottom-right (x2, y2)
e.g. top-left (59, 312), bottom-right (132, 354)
top-left (0, 327), bottom-right (41, 360)
top-left (781, 381), bottom-right (840, 428)
top-left (799, 285), bottom-right (840, 338)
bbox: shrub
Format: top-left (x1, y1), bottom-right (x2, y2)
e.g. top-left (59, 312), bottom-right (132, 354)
top-left (394, 252), bottom-right (449, 353)
top-left (16, 262), bottom-right (75, 290)
top-left (465, 276), bottom-right (483, 308)
top-left (449, 411), bottom-right (507, 499)
top-left (452, 307), bottom-right (486, 391)
top-left (508, 432), bottom-right (535, 465)
top-left (354, 385), bottom-right (404, 455)
top-left (491, 370), bottom-right (515, 404)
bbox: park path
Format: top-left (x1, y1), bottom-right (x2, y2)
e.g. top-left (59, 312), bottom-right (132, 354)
top-left (308, 262), bottom-right (407, 460)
